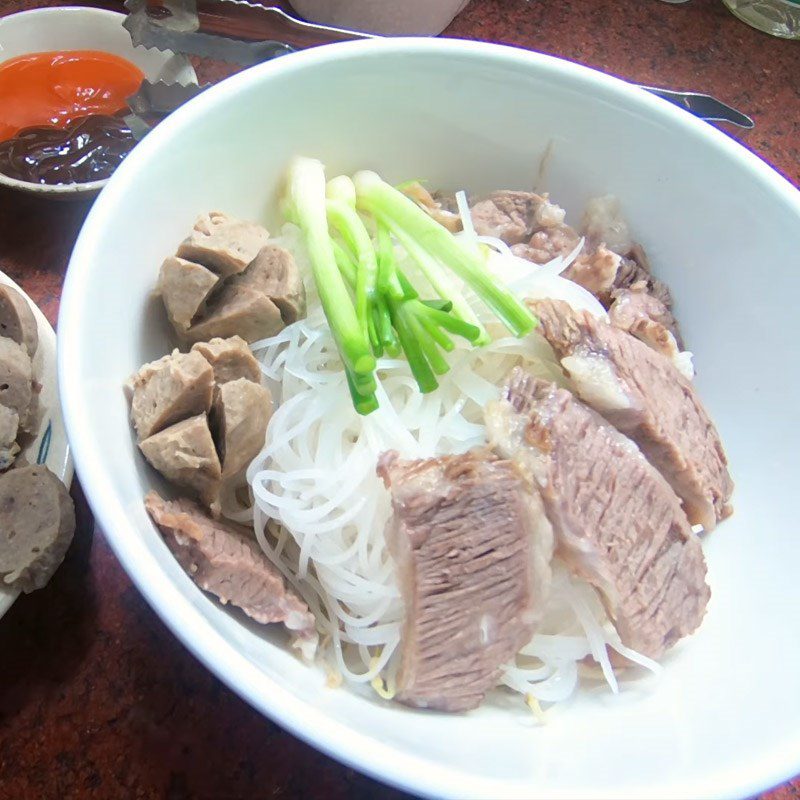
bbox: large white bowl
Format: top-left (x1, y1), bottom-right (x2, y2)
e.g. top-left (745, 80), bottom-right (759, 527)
top-left (59, 40), bottom-right (800, 800)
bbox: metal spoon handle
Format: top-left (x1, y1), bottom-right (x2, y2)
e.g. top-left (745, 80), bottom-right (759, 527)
top-left (640, 85), bottom-right (754, 129)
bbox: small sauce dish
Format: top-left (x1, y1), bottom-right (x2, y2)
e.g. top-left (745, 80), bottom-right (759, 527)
top-left (0, 6), bottom-right (196, 199)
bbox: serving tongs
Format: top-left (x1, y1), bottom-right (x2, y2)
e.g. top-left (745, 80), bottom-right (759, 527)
top-left (123, 0), bottom-right (754, 131)
top-left (124, 0), bottom-right (373, 65)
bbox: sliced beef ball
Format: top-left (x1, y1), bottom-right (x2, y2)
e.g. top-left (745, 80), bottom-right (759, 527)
top-left (184, 283), bottom-right (284, 345)
top-left (160, 214), bottom-right (305, 345)
top-left (139, 414), bottom-right (222, 507)
top-left (157, 256), bottom-right (219, 333)
top-left (0, 465), bottom-right (75, 593)
top-left (23, 383), bottom-right (41, 436)
top-left (0, 337), bottom-right (33, 429)
top-left (377, 449), bottom-right (553, 712)
top-left (177, 211), bottom-right (270, 278)
top-left (211, 378), bottom-right (272, 478)
top-left (191, 336), bottom-right (261, 385)
top-left (0, 285), bottom-right (38, 357)
top-left (230, 244), bottom-right (306, 326)
top-left (129, 349), bottom-right (214, 442)
top-left (528, 299), bottom-right (733, 529)
top-left (486, 370), bottom-right (710, 659)
top-left (0, 404), bottom-right (19, 471)
top-left (145, 491), bottom-right (317, 655)
top-left (470, 190), bottom-right (566, 245)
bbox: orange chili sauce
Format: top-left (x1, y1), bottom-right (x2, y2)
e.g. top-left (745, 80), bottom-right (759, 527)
top-left (0, 50), bottom-right (144, 142)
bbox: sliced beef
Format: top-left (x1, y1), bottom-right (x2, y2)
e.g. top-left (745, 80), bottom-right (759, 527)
top-left (0, 337), bottom-right (33, 428)
top-left (612, 244), bottom-right (675, 318)
top-left (503, 194), bottom-right (678, 334)
top-left (377, 449), bottom-right (553, 712)
top-left (402, 182), bottom-right (461, 232)
top-left (229, 244), bottom-right (306, 326)
top-left (486, 370), bottom-right (710, 659)
top-left (177, 211), bottom-right (270, 278)
top-left (139, 414), bottom-right (222, 507)
top-left (581, 195), bottom-right (633, 256)
top-left (431, 190), bottom-right (459, 214)
top-left (129, 349), bottom-right (214, 441)
top-left (528, 299), bottom-right (733, 529)
top-left (0, 404), bottom-right (19, 471)
top-left (609, 288), bottom-right (688, 372)
top-left (184, 283), bottom-right (284, 345)
top-left (514, 230), bottom-right (625, 302)
top-left (145, 491), bottom-right (317, 654)
top-left (511, 223), bottom-right (581, 265)
top-left (211, 378), bottom-right (272, 478)
top-left (470, 190), bottom-right (566, 245)
top-left (579, 198), bottom-right (675, 316)
top-left (0, 465), bottom-right (75, 593)
top-left (158, 256), bottom-right (219, 333)
top-left (562, 244), bottom-right (621, 299)
top-left (0, 285), bottom-right (38, 357)
top-left (513, 229), bottom-right (623, 303)
top-left (191, 336), bottom-right (261, 385)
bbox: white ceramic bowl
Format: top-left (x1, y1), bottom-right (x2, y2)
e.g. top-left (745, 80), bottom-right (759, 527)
top-left (59, 40), bottom-right (800, 800)
top-left (288, 0), bottom-right (471, 35)
top-left (0, 7), bottom-right (196, 198)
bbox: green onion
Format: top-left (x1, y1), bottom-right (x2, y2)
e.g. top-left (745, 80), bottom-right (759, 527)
top-left (415, 304), bottom-right (482, 342)
top-left (345, 368), bottom-right (379, 415)
top-left (326, 198), bottom-right (378, 343)
top-left (285, 160), bottom-right (540, 415)
top-left (389, 299), bottom-right (438, 393)
top-left (376, 222), bottom-right (406, 300)
top-left (331, 239), bottom-right (357, 289)
top-left (354, 169), bottom-right (536, 338)
top-left (416, 311), bottom-right (456, 353)
top-left (411, 315), bottom-right (450, 376)
top-left (283, 157), bottom-right (375, 378)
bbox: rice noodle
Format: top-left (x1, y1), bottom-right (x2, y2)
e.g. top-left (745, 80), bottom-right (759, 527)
top-left (477, 235), bottom-right (513, 257)
top-left (455, 189), bottom-right (475, 243)
top-left (486, 251), bottom-right (608, 320)
top-left (245, 221), bottom-right (656, 708)
top-left (501, 566), bottom-right (662, 702)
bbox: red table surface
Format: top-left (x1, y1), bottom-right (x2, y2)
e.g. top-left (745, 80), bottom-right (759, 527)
top-left (0, 1), bottom-right (798, 798)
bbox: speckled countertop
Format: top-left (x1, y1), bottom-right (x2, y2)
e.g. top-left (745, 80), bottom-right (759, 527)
top-left (0, 1), bottom-right (798, 798)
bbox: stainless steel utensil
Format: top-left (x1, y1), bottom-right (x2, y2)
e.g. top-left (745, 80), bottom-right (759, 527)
top-left (123, 0), bottom-right (754, 130)
top-left (642, 85), bottom-right (754, 129)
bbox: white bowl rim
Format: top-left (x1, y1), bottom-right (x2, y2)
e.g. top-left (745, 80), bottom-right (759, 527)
top-left (0, 6), bottom-right (183, 195)
top-left (60, 37), bottom-right (800, 800)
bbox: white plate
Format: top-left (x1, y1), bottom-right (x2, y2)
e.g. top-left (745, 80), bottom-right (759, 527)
top-left (0, 273), bottom-right (73, 619)
top-left (0, 7), bottom-right (197, 198)
top-left (59, 39), bottom-right (800, 800)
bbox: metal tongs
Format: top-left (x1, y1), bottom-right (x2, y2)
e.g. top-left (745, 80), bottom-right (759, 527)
top-left (123, 0), bottom-right (754, 131)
